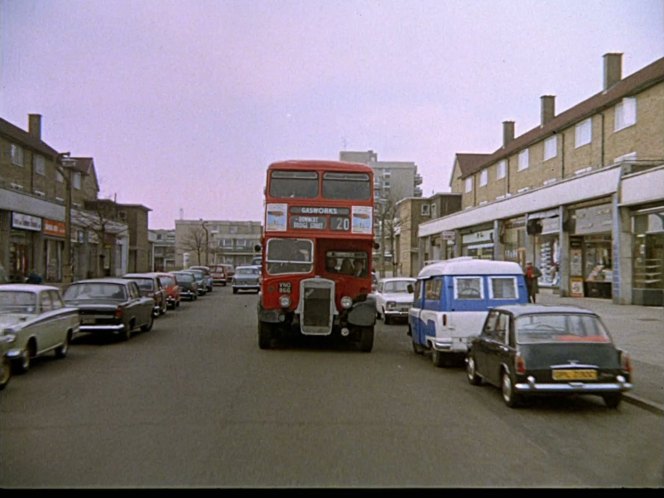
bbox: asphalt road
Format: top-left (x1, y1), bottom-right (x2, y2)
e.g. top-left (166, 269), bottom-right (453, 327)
top-left (1, 287), bottom-right (662, 488)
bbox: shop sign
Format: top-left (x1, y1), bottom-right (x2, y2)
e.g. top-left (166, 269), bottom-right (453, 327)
top-left (462, 229), bottom-right (493, 245)
top-left (574, 204), bottom-right (612, 235)
top-left (441, 230), bottom-right (455, 241)
top-left (570, 277), bottom-right (585, 297)
top-left (11, 212), bottom-right (42, 232)
top-left (43, 219), bottom-right (66, 237)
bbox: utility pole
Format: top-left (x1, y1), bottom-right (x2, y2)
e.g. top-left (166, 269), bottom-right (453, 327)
top-left (57, 152), bottom-right (76, 283)
top-left (201, 220), bottom-right (209, 266)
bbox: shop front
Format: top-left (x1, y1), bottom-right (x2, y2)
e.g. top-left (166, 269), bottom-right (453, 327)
top-left (569, 202), bottom-right (613, 299)
top-left (527, 211), bottom-right (561, 289)
top-left (631, 205), bottom-right (664, 306)
top-left (9, 212), bottom-right (42, 282)
top-left (501, 217), bottom-right (526, 267)
top-left (461, 226), bottom-right (494, 259)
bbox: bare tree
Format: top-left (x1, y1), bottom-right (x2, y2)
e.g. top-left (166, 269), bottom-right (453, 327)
top-left (181, 226), bottom-right (207, 266)
top-left (376, 199), bottom-right (397, 276)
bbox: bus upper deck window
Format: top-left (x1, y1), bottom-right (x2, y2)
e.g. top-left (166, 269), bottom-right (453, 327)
top-left (322, 172), bottom-right (371, 200)
top-left (269, 171), bottom-right (318, 198)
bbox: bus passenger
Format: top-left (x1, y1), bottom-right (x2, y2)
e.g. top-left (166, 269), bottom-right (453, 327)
top-left (341, 258), bottom-right (354, 275)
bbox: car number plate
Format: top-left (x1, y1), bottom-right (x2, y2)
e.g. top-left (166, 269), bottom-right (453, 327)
top-left (81, 317), bottom-right (96, 325)
top-left (552, 369), bottom-right (597, 380)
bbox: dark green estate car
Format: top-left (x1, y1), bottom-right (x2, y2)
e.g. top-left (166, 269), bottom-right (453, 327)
top-left (466, 304), bottom-right (633, 408)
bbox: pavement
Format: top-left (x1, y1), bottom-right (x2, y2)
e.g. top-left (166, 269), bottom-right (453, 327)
top-left (537, 288), bottom-right (664, 415)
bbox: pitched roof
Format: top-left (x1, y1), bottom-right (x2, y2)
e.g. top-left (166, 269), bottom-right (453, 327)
top-left (458, 56), bottom-right (664, 179)
top-left (0, 117), bottom-right (59, 158)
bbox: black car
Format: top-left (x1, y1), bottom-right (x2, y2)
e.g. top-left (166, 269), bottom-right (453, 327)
top-left (62, 278), bottom-right (155, 341)
top-left (171, 271), bottom-right (199, 301)
top-left (466, 304), bottom-right (632, 408)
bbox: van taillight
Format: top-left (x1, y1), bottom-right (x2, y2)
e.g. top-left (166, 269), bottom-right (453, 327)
top-left (515, 353), bottom-right (526, 375)
top-left (114, 307), bottom-right (124, 320)
top-left (442, 314), bottom-right (447, 326)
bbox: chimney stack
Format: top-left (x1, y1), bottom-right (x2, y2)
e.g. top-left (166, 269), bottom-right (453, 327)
top-left (502, 121), bottom-right (515, 147)
top-left (540, 95), bottom-right (556, 126)
top-left (603, 53), bottom-right (623, 90)
top-left (28, 114), bottom-right (42, 140)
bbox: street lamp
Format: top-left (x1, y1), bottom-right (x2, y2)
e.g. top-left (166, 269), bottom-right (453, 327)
top-left (57, 152), bottom-right (76, 283)
top-left (201, 219), bottom-right (209, 266)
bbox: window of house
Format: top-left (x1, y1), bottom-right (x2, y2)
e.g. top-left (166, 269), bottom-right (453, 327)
top-left (496, 160), bottom-right (506, 180)
top-left (575, 118), bottom-right (592, 147)
top-left (421, 204), bottom-right (430, 216)
top-left (431, 203), bottom-right (437, 217)
top-left (465, 177), bottom-right (473, 193)
top-left (10, 144), bottom-right (24, 166)
top-left (56, 170), bottom-right (64, 183)
top-left (518, 149), bottom-right (529, 171)
top-left (544, 135), bottom-right (557, 161)
top-left (479, 169), bottom-right (488, 187)
top-left (34, 155), bottom-right (46, 176)
top-left (72, 171), bottom-right (82, 190)
top-left (615, 97), bottom-right (636, 131)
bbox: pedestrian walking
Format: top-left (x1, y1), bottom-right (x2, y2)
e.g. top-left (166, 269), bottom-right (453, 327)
top-left (525, 261), bottom-right (542, 303)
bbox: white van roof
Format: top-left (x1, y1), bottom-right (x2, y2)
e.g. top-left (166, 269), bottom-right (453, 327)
top-left (417, 257), bottom-right (524, 279)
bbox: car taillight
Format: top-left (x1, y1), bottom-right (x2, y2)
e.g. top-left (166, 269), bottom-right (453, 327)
top-left (515, 352), bottom-right (526, 375)
top-left (620, 351), bottom-right (632, 374)
top-left (114, 307), bottom-right (124, 320)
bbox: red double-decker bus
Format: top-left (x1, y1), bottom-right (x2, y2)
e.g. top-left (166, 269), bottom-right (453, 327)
top-left (256, 159), bottom-right (377, 351)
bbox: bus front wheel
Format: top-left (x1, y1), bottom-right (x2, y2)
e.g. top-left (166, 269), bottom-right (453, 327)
top-left (358, 326), bottom-right (374, 353)
top-left (258, 322), bottom-right (274, 350)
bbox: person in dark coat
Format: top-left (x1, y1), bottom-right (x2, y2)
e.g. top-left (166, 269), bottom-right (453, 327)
top-left (525, 261), bottom-right (542, 303)
top-left (26, 270), bottom-right (43, 284)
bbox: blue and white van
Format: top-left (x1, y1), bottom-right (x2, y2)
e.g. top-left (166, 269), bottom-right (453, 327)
top-left (408, 257), bottom-right (528, 367)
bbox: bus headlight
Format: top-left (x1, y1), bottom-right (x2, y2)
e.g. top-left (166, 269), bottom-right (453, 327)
top-left (341, 296), bottom-right (353, 309)
top-left (386, 301), bottom-right (396, 310)
top-left (279, 295), bottom-right (291, 308)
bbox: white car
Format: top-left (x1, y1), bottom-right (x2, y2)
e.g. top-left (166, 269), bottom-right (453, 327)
top-left (374, 277), bottom-right (416, 324)
top-left (0, 284), bottom-right (80, 373)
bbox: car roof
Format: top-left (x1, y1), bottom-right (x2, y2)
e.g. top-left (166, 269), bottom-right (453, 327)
top-left (68, 278), bottom-right (132, 285)
top-left (378, 277), bottom-right (416, 282)
top-left (490, 304), bottom-right (599, 316)
top-left (0, 283), bottom-right (60, 292)
top-left (123, 273), bottom-right (156, 278)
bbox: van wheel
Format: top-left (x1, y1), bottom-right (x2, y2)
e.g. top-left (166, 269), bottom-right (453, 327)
top-left (432, 348), bottom-right (447, 368)
top-left (412, 341), bottom-right (425, 355)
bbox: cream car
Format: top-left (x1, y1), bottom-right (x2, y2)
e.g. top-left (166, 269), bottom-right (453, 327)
top-left (0, 284), bottom-right (80, 373)
top-left (374, 277), bottom-right (416, 324)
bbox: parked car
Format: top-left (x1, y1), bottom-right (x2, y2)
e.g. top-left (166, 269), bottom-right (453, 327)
top-left (209, 264), bottom-right (233, 286)
top-left (232, 265), bottom-right (261, 294)
top-left (62, 278), bottom-right (154, 341)
top-left (153, 272), bottom-right (181, 310)
top-left (122, 273), bottom-right (168, 317)
top-left (374, 277), bottom-right (416, 324)
top-left (187, 268), bottom-right (208, 296)
top-left (189, 266), bottom-right (214, 292)
top-left (466, 304), bottom-right (633, 408)
top-left (0, 333), bottom-right (12, 390)
top-left (171, 271), bottom-right (199, 301)
top-left (0, 284), bottom-right (80, 373)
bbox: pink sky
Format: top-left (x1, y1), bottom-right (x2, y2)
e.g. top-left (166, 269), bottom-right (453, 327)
top-left (1, 0), bottom-right (662, 228)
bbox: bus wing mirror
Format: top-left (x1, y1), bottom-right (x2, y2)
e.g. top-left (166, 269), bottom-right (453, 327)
top-left (407, 284), bottom-right (414, 294)
top-left (373, 242), bottom-right (380, 250)
top-left (254, 244), bottom-right (262, 252)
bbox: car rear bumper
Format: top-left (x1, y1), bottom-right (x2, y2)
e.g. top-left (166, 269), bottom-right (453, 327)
top-left (515, 376), bottom-right (633, 394)
top-left (80, 324), bottom-right (125, 333)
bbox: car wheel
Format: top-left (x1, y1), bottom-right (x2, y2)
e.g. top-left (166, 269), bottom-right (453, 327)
top-left (121, 324), bottom-right (133, 341)
top-left (233, 288), bottom-right (238, 294)
top-left (0, 355), bottom-right (11, 390)
top-left (466, 354), bottom-right (482, 385)
top-left (384, 311), bottom-right (391, 325)
top-left (14, 344), bottom-right (33, 374)
top-left (501, 370), bottom-right (522, 408)
top-left (358, 326), bottom-right (374, 353)
top-left (54, 333), bottom-right (70, 359)
top-left (602, 393), bottom-right (622, 409)
top-left (141, 314), bottom-right (154, 332)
